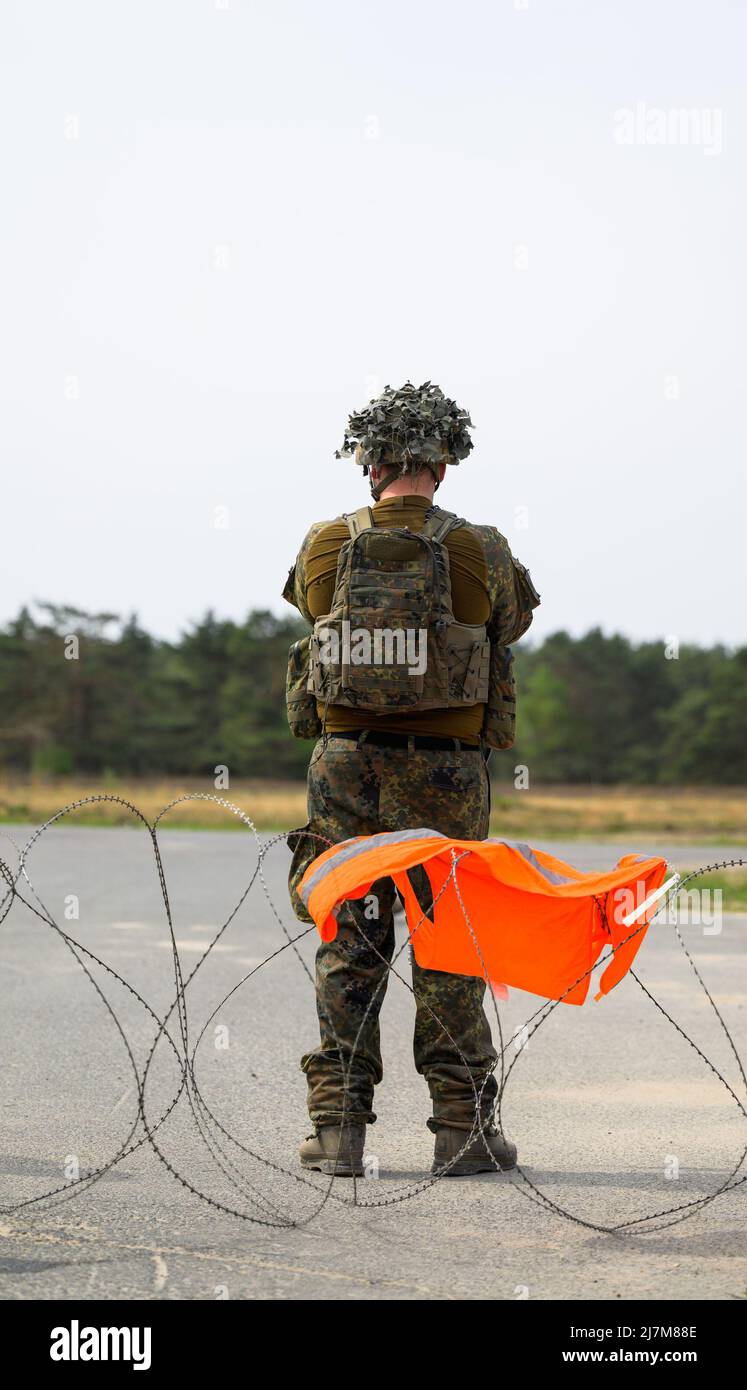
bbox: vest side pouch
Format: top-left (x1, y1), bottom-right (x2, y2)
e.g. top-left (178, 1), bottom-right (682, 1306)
top-left (286, 636), bottom-right (322, 739)
top-left (482, 643), bottom-right (516, 749)
top-left (309, 618), bottom-right (344, 704)
top-left (444, 624), bottom-right (490, 705)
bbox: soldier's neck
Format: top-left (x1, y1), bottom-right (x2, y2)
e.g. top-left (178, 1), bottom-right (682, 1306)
top-left (374, 481), bottom-right (436, 503)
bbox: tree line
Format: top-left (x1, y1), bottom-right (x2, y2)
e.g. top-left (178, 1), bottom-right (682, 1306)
top-left (0, 605), bottom-right (744, 784)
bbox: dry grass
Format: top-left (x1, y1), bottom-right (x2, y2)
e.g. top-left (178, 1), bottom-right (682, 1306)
top-left (0, 777), bottom-right (308, 831)
top-left (488, 783), bottom-right (747, 842)
top-left (0, 776), bottom-right (746, 843)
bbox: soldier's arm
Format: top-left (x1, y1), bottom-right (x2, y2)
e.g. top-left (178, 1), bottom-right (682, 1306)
top-left (476, 525), bottom-right (541, 644)
top-left (281, 525), bottom-right (322, 628)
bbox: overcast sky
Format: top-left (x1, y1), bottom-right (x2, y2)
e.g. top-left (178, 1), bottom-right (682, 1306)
top-left (1, 0), bottom-right (744, 648)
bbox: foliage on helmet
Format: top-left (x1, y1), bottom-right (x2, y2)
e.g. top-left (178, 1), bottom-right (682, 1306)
top-left (335, 381), bottom-right (474, 472)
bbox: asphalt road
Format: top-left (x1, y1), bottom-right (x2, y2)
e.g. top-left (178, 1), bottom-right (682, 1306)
top-left (1, 824), bottom-right (745, 1302)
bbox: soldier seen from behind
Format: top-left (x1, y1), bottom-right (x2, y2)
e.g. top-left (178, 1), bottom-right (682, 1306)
top-left (283, 381), bottom-right (540, 1177)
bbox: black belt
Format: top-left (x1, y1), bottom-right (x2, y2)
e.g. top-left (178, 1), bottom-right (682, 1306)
top-left (330, 730), bottom-right (480, 752)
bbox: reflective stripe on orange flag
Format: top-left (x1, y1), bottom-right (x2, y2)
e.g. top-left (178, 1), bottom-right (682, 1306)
top-left (297, 831), bottom-right (668, 1006)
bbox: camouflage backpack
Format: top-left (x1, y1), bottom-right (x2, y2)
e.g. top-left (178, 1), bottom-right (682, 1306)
top-left (307, 505), bottom-right (490, 713)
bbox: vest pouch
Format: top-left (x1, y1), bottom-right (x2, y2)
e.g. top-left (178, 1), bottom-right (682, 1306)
top-left (445, 624), bottom-right (490, 705)
top-left (346, 528), bottom-right (431, 708)
top-left (346, 619), bottom-right (428, 710)
top-left (286, 636), bottom-right (322, 739)
top-left (312, 616), bottom-right (427, 711)
top-left (313, 526), bottom-right (436, 711)
top-left (482, 644), bottom-right (516, 750)
top-left (309, 618), bottom-right (344, 703)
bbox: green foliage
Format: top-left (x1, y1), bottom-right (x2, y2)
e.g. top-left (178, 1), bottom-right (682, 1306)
top-left (0, 607), bottom-right (744, 783)
top-left (0, 605), bottom-right (309, 781)
top-left (508, 631), bottom-right (745, 785)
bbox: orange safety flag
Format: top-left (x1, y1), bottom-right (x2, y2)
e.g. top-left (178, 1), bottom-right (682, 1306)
top-left (298, 831), bottom-right (669, 1006)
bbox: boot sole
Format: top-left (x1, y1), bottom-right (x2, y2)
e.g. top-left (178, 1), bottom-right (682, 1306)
top-left (432, 1155), bottom-right (517, 1176)
top-left (300, 1159), bottom-right (364, 1177)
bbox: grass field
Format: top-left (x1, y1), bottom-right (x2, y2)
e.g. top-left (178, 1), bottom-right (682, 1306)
top-left (1, 775), bottom-right (746, 842)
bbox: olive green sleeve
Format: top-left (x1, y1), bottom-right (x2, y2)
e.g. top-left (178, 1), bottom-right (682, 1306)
top-left (474, 525), bottom-right (541, 644)
top-left (281, 523), bottom-right (326, 627)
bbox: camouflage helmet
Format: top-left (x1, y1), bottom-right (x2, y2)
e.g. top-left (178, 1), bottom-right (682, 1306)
top-left (335, 380), bottom-right (474, 501)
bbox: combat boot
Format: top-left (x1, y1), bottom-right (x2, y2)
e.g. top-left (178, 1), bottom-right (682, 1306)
top-left (299, 1124), bottom-right (365, 1177)
top-left (431, 1123), bottom-right (517, 1176)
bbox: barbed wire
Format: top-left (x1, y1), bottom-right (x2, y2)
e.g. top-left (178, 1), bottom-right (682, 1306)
top-left (0, 795), bottom-right (745, 1237)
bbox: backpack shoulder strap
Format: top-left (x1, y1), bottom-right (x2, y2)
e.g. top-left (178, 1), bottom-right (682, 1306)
top-left (344, 506), bottom-right (375, 540)
top-left (421, 505), bottom-right (466, 544)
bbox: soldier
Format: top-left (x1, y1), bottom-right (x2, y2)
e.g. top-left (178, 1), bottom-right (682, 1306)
top-left (282, 382), bottom-right (540, 1177)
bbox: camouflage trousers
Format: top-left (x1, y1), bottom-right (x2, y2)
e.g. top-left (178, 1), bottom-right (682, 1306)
top-left (288, 734), bottom-right (498, 1132)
